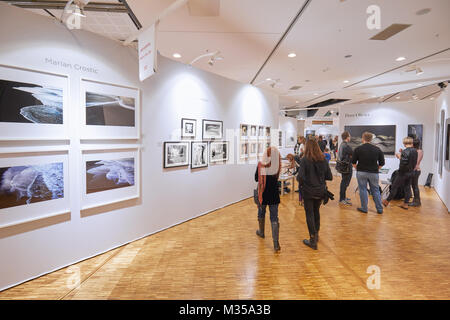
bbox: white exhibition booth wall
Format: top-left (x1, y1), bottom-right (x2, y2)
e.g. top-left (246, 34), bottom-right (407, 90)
top-left (0, 4), bottom-right (279, 291)
top-left (278, 116), bottom-right (297, 157)
top-left (434, 88), bottom-right (450, 211)
top-left (339, 101), bottom-right (436, 186)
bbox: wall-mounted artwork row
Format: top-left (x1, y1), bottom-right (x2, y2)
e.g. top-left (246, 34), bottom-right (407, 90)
top-left (0, 151), bottom-right (70, 229)
top-left (80, 79), bottom-right (140, 140)
top-left (81, 148), bottom-right (140, 210)
top-left (344, 125), bottom-right (396, 155)
top-left (0, 65), bottom-right (69, 140)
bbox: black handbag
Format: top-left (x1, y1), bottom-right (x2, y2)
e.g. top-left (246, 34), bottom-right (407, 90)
top-left (336, 160), bottom-right (351, 174)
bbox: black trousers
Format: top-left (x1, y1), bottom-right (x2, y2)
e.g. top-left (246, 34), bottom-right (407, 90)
top-left (387, 171), bottom-right (413, 203)
top-left (411, 170), bottom-right (421, 202)
top-left (304, 198), bottom-right (322, 236)
top-left (339, 167), bottom-right (353, 201)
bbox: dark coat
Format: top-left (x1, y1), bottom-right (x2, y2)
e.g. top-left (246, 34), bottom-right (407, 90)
top-left (297, 157), bottom-right (332, 200)
top-left (254, 167), bottom-right (280, 205)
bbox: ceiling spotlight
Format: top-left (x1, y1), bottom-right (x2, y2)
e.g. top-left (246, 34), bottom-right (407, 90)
top-left (416, 67), bottom-right (424, 75)
top-left (190, 50), bottom-right (223, 67)
top-left (396, 56), bottom-right (406, 61)
top-left (172, 53), bottom-right (181, 58)
top-left (288, 53), bottom-right (297, 58)
top-left (438, 82), bottom-right (448, 89)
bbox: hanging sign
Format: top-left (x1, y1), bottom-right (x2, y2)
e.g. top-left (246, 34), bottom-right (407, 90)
top-left (138, 24), bottom-right (157, 81)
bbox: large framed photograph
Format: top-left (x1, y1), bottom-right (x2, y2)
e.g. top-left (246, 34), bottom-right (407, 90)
top-left (344, 125), bottom-right (396, 155)
top-left (0, 65), bottom-right (69, 140)
top-left (408, 124), bottom-right (423, 148)
top-left (0, 151), bottom-right (70, 228)
top-left (191, 141), bottom-right (208, 169)
top-left (445, 118), bottom-right (450, 172)
top-left (164, 141), bottom-right (189, 168)
top-left (210, 141), bottom-right (228, 163)
top-left (285, 131), bottom-right (296, 148)
top-left (181, 118), bottom-right (196, 139)
top-left (80, 79), bottom-right (140, 140)
top-left (435, 123), bottom-right (440, 162)
top-left (81, 148), bottom-right (139, 210)
top-left (202, 119), bottom-right (223, 140)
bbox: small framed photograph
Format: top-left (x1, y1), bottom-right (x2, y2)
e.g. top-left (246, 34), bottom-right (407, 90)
top-left (240, 141), bottom-right (249, 159)
top-left (249, 141), bottom-right (257, 157)
top-left (202, 119), bottom-right (223, 140)
top-left (250, 125), bottom-right (257, 138)
top-left (278, 130), bottom-right (283, 147)
top-left (240, 124), bottom-right (249, 140)
top-left (258, 141), bottom-right (264, 156)
top-left (258, 125), bottom-right (265, 137)
top-left (265, 126), bottom-right (271, 137)
top-left (285, 131), bottom-right (296, 147)
top-left (210, 141), bottom-right (229, 163)
top-left (164, 141), bottom-right (190, 168)
top-left (191, 141), bottom-right (208, 169)
top-left (181, 118), bottom-right (196, 139)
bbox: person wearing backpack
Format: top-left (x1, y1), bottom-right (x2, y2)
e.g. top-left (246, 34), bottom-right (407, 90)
top-left (338, 131), bottom-right (353, 205)
top-left (383, 137), bottom-right (418, 210)
top-left (254, 146), bottom-right (282, 252)
top-left (298, 138), bottom-right (333, 250)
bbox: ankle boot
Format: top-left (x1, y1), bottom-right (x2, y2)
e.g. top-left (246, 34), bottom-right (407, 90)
top-left (256, 218), bottom-right (265, 238)
top-left (271, 221), bottom-right (281, 252)
top-left (303, 232), bottom-right (318, 250)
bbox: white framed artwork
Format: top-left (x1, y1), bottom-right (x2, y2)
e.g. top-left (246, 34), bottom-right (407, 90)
top-left (164, 141), bottom-right (190, 168)
top-left (0, 65), bottom-right (69, 140)
top-left (0, 150), bottom-right (70, 229)
top-left (191, 141), bottom-right (208, 169)
top-left (210, 141), bottom-right (229, 163)
top-left (80, 79), bottom-right (140, 140)
top-left (240, 141), bottom-right (249, 159)
top-left (249, 141), bottom-right (257, 157)
top-left (81, 147), bottom-right (140, 210)
top-left (285, 131), bottom-right (296, 147)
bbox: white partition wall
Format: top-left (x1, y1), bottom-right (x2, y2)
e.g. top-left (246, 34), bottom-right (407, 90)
top-left (338, 101), bottom-right (436, 186)
top-left (0, 4), bottom-right (279, 291)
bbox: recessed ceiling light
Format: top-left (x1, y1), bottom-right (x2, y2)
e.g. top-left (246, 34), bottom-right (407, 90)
top-left (396, 96), bottom-right (401, 99)
top-left (417, 84), bottom-right (422, 86)
top-left (295, 100), bottom-right (299, 103)
top-left (343, 80), bottom-right (349, 83)
top-left (173, 53), bottom-right (181, 58)
top-left (430, 97), bottom-right (435, 100)
top-left (396, 56), bottom-right (406, 61)
top-left (266, 78), bottom-right (272, 81)
top-left (313, 93), bottom-right (319, 96)
top-left (288, 53), bottom-right (296, 58)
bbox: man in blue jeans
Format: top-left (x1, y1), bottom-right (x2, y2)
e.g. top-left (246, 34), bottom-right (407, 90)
top-left (352, 132), bottom-right (385, 214)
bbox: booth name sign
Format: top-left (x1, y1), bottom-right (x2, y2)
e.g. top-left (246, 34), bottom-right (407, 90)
top-left (45, 58), bottom-right (99, 74)
top-left (344, 113), bottom-right (370, 118)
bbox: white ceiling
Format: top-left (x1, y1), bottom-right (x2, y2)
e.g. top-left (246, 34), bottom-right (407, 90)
top-left (11, 0), bottom-right (450, 114)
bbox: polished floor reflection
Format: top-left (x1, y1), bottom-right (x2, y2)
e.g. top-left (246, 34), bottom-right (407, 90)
top-left (0, 178), bottom-right (449, 300)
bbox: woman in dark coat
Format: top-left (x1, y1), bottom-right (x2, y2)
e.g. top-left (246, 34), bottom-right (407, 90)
top-left (254, 146), bottom-right (282, 252)
top-left (298, 139), bottom-right (333, 250)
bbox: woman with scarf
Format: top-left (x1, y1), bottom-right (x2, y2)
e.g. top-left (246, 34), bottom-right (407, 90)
top-left (254, 146), bottom-right (282, 252)
top-left (298, 138), bottom-right (333, 250)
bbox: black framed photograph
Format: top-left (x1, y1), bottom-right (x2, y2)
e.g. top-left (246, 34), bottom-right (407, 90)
top-left (240, 124), bottom-right (249, 139)
top-left (344, 125), bottom-right (396, 155)
top-left (408, 124), bottom-right (423, 148)
top-left (202, 119), bottom-right (223, 140)
top-left (210, 141), bottom-right (229, 163)
top-left (163, 141), bottom-right (190, 168)
top-left (435, 123), bottom-right (440, 162)
top-left (191, 141), bottom-right (208, 169)
top-left (181, 118), bottom-right (196, 139)
top-left (446, 118), bottom-right (450, 171)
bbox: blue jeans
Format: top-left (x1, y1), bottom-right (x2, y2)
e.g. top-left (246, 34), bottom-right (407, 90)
top-left (356, 171), bottom-right (383, 212)
top-left (258, 204), bottom-right (279, 223)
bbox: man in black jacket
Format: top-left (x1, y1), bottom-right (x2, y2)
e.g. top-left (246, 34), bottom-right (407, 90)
top-left (352, 132), bottom-right (385, 214)
top-left (338, 131), bottom-right (353, 205)
top-left (383, 137), bottom-right (418, 210)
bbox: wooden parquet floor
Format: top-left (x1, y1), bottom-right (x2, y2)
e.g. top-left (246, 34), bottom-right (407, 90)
top-left (0, 178), bottom-right (449, 300)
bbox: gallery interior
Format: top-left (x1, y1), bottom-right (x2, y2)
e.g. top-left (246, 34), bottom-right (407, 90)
top-left (0, 0), bottom-right (449, 300)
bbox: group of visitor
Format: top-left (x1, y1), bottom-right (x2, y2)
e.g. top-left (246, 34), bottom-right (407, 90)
top-left (253, 129), bottom-right (423, 253)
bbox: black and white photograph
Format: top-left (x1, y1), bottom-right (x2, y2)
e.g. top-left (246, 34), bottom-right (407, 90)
top-left (446, 119), bottom-right (450, 171)
top-left (210, 141), bottom-right (228, 163)
top-left (0, 162), bottom-right (64, 209)
top-left (435, 123), bottom-right (440, 162)
top-left (250, 142), bottom-right (257, 157)
top-left (240, 142), bottom-right (249, 159)
top-left (408, 124), bottom-right (423, 148)
top-left (0, 78), bottom-right (63, 125)
top-left (181, 118), bottom-right (196, 139)
top-left (202, 119), bottom-right (223, 140)
top-left (278, 130), bottom-right (283, 147)
top-left (344, 125), bottom-right (396, 155)
top-left (305, 130), bottom-right (315, 137)
top-left (85, 91), bottom-right (135, 127)
top-left (250, 125), bottom-right (257, 138)
top-left (191, 141), bottom-right (208, 169)
top-left (285, 131), bottom-right (296, 148)
top-left (265, 126), bottom-right (271, 137)
top-left (164, 142), bottom-right (190, 168)
top-left (240, 124), bottom-right (248, 139)
top-left (86, 158), bottom-right (135, 194)
top-left (258, 125), bottom-right (264, 137)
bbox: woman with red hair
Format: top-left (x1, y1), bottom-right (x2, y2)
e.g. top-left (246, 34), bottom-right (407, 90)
top-left (254, 146), bottom-right (282, 252)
